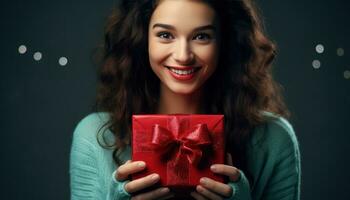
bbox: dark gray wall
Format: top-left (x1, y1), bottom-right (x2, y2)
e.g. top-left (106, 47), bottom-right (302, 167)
top-left (257, 1), bottom-right (350, 199)
top-left (1, 0), bottom-right (349, 199)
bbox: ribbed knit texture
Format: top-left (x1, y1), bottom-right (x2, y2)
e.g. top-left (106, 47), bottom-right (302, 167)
top-left (70, 112), bottom-right (301, 200)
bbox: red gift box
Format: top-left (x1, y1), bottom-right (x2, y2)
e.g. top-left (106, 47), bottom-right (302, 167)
top-left (131, 114), bottom-right (225, 196)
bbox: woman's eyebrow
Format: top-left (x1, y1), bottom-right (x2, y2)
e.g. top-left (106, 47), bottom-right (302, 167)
top-left (152, 23), bottom-right (216, 32)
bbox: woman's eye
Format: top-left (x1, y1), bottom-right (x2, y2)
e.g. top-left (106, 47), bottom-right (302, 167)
top-left (157, 32), bottom-right (173, 40)
top-left (193, 33), bottom-right (212, 41)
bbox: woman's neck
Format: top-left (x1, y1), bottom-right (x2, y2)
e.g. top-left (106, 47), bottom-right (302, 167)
top-left (157, 84), bottom-right (203, 114)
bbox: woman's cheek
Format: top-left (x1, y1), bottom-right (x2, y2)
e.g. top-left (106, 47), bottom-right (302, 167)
top-left (149, 42), bottom-right (170, 65)
top-left (196, 44), bottom-right (218, 71)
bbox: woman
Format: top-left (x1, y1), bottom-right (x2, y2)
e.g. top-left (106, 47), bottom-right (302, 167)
top-left (70, 0), bottom-right (301, 199)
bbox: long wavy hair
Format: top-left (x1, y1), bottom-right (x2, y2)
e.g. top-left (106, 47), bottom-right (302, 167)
top-left (94, 0), bottom-right (289, 184)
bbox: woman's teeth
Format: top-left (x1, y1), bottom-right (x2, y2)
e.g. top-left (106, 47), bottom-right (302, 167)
top-left (167, 67), bottom-right (197, 75)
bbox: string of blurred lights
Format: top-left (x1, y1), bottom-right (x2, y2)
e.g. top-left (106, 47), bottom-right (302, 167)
top-left (314, 44), bottom-right (348, 79)
top-left (18, 44), bottom-right (68, 66)
top-left (17, 44), bottom-right (348, 79)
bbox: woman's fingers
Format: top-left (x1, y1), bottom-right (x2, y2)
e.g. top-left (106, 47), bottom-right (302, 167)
top-left (196, 185), bottom-right (224, 200)
top-left (199, 177), bottom-right (232, 198)
top-left (131, 187), bottom-right (172, 200)
top-left (210, 164), bottom-right (240, 182)
top-left (115, 160), bottom-right (146, 181)
top-left (114, 160), bottom-right (173, 198)
top-left (125, 173), bottom-right (160, 193)
top-left (190, 191), bottom-right (209, 200)
top-left (125, 160), bottom-right (132, 164)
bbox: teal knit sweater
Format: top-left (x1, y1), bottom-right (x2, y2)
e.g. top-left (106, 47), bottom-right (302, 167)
top-left (70, 112), bottom-right (301, 200)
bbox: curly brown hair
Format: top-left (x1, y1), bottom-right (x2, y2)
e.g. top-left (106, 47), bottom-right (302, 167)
top-left (94, 0), bottom-right (289, 184)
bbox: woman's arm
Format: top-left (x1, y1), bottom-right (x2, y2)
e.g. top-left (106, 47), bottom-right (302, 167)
top-left (192, 116), bottom-right (301, 200)
top-left (258, 126), bottom-right (301, 200)
top-left (250, 116), bottom-right (301, 200)
top-left (69, 113), bottom-right (172, 200)
top-left (69, 114), bottom-right (130, 200)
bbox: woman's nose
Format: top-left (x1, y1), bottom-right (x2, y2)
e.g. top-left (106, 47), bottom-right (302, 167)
top-left (173, 39), bottom-right (194, 64)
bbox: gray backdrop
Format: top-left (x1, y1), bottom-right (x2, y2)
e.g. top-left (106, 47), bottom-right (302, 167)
top-left (1, 0), bottom-right (349, 199)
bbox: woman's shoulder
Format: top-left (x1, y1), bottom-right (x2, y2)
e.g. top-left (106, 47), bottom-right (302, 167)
top-left (72, 112), bottom-right (112, 146)
top-left (75, 112), bottom-right (110, 127)
top-left (249, 111), bottom-right (299, 154)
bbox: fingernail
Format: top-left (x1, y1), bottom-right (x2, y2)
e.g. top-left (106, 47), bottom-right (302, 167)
top-left (197, 185), bottom-right (204, 192)
top-left (210, 165), bottom-right (217, 172)
top-left (138, 161), bottom-right (145, 167)
top-left (200, 178), bottom-right (207, 185)
top-left (151, 174), bottom-right (159, 180)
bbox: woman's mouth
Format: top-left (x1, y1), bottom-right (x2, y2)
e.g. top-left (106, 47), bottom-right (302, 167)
top-left (165, 66), bottom-right (201, 81)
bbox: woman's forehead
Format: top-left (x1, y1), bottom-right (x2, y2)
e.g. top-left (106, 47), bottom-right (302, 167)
top-left (150, 0), bottom-right (217, 28)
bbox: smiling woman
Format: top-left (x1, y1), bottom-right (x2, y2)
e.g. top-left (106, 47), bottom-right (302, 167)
top-left (70, 0), bottom-right (301, 200)
top-left (148, 0), bottom-right (219, 113)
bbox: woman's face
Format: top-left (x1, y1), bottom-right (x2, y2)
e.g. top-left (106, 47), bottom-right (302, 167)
top-left (148, 0), bottom-right (219, 95)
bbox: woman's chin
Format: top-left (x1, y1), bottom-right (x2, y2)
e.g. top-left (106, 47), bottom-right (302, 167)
top-left (168, 86), bottom-right (200, 96)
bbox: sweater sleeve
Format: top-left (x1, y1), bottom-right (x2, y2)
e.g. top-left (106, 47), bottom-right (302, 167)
top-left (225, 114), bottom-right (301, 200)
top-left (261, 118), bottom-right (301, 200)
top-left (249, 116), bottom-right (301, 200)
top-left (69, 114), bottom-right (131, 200)
top-left (226, 169), bottom-right (252, 200)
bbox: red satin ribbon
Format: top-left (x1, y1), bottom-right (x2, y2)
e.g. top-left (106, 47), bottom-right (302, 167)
top-left (151, 123), bottom-right (212, 166)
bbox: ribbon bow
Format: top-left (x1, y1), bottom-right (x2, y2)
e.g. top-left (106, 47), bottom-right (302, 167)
top-left (150, 123), bottom-right (212, 166)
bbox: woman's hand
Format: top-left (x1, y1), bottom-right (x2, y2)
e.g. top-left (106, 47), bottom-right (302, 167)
top-left (190, 154), bottom-right (240, 200)
top-left (115, 160), bottom-right (174, 200)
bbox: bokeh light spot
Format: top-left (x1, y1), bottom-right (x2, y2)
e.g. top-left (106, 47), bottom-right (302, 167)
top-left (316, 44), bottom-right (324, 54)
top-left (337, 48), bottom-right (344, 56)
top-left (344, 70), bottom-right (350, 79)
top-left (312, 60), bottom-right (321, 69)
top-left (59, 57), bottom-right (68, 66)
top-left (33, 52), bottom-right (42, 61)
top-left (18, 45), bottom-right (27, 54)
